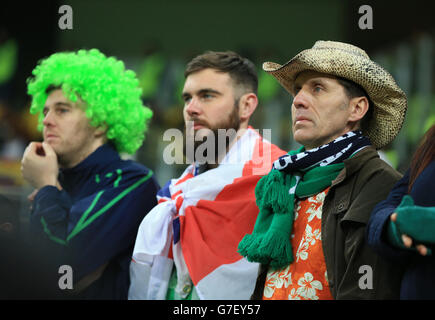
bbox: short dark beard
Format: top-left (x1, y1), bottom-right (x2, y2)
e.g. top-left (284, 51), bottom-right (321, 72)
top-left (183, 101), bottom-right (241, 165)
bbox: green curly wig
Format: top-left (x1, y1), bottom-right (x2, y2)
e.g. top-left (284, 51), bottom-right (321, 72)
top-left (27, 48), bottom-right (153, 154)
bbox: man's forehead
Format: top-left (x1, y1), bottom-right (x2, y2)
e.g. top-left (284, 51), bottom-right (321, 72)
top-left (290, 70), bottom-right (345, 97)
top-left (184, 68), bottom-right (232, 90)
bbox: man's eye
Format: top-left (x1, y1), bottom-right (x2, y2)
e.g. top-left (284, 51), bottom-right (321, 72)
top-left (202, 94), bottom-right (211, 100)
top-left (57, 108), bottom-right (69, 114)
top-left (183, 97), bottom-right (192, 104)
top-left (313, 86), bottom-right (322, 93)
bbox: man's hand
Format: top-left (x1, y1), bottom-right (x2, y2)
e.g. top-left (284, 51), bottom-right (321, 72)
top-left (27, 189), bottom-right (39, 202)
top-left (391, 212), bottom-right (428, 256)
top-left (21, 142), bottom-right (59, 189)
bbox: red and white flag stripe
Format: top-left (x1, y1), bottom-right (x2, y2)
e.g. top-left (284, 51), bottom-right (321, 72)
top-left (129, 128), bottom-right (285, 299)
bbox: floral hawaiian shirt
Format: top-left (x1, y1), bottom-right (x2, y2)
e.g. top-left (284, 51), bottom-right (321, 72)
top-left (263, 187), bottom-right (333, 300)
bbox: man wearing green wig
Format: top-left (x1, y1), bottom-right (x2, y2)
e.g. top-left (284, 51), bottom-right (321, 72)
top-left (239, 41), bottom-right (407, 299)
top-left (21, 49), bottom-right (159, 299)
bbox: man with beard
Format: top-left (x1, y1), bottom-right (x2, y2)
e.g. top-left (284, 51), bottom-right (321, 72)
top-left (129, 51), bottom-right (286, 300)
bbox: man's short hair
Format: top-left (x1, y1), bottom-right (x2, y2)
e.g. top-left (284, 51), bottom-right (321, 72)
top-left (184, 51), bottom-right (258, 96)
top-left (337, 76), bottom-right (373, 132)
top-left (27, 49), bottom-right (153, 154)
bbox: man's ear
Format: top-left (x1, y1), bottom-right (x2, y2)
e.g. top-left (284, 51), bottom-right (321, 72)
top-left (348, 96), bottom-right (369, 123)
top-left (94, 124), bottom-right (107, 138)
top-left (238, 93), bottom-right (258, 122)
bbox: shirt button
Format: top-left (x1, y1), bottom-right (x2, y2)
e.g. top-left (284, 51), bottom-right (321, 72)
top-left (338, 203), bottom-right (345, 211)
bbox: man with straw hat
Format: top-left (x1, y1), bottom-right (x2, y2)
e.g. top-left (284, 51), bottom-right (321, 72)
top-left (238, 40), bottom-right (407, 299)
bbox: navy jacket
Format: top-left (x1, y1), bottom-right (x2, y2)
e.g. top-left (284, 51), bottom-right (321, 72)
top-left (366, 160), bottom-right (435, 299)
top-left (30, 144), bottom-right (159, 299)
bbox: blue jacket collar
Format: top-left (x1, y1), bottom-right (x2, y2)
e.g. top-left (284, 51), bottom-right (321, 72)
top-left (59, 144), bottom-right (120, 194)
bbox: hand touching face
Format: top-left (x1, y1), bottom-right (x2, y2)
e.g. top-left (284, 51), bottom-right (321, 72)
top-left (21, 142), bottom-right (59, 189)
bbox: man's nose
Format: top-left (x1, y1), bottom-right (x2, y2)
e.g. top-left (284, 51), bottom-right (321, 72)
top-left (42, 110), bottom-right (55, 127)
top-left (185, 97), bottom-right (202, 117)
top-left (292, 89), bottom-right (310, 109)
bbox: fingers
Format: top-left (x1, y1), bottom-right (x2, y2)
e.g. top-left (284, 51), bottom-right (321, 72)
top-left (21, 141), bottom-right (59, 189)
top-left (29, 141), bottom-right (43, 152)
top-left (36, 144), bottom-right (46, 156)
top-left (22, 142), bottom-right (42, 176)
top-left (390, 212), bottom-right (397, 222)
top-left (22, 142), bottom-right (33, 159)
top-left (23, 141), bottom-right (55, 159)
top-left (416, 244), bottom-right (428, 256)
top-left (401, 234), bottom-right (413, 248)
top-left (41, 142), bottom-right (55, 156)
top-left (395, 222), bottom-right (429, 256)
top-left (22, 142), bottom-right (43, 159)
top-left (27, 189), bottom-right (39, 202)
top-left (401, 235), bottom-right (429, 256)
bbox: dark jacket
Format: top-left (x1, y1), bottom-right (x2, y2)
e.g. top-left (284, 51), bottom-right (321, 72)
top-left (252, 146), bottom-right (404, 299)
top-left (30, 144), bottom-right (160, 299)
top-left (366, 160), bottom-right (435, 299)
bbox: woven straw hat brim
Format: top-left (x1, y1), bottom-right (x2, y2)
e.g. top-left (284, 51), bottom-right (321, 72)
top-left (263, 46), bottom-right (407, 149)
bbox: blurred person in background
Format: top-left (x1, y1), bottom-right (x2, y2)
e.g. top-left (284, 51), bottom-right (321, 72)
top-left (0, 193), bottom-right (19, 237)
top-left (0, 193), bottom-right (61, 299)
top-left (239, 40), bottom-right (407, 299)
top-left (129, 51), bottom-right (286, 300)
top-left (20, 48), bottom-right (160, 299)
top-left (366, 124), bottom-right (435, 299)
top-left (0, 103), bottom-right (26, 161)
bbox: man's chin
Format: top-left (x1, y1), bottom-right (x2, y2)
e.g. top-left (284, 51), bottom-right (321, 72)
top-left (293, 131), bottom-right (314, 147)
top-left (45, 143), bottom-right (62, 157)
top-left (43, 138), bottom-right (58, 145)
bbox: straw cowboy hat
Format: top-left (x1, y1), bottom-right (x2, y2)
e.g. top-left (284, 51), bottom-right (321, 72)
top-left (263, 40), bottom-right (407, 149)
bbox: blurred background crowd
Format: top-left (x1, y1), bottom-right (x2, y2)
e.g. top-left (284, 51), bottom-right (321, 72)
top-left (0, 0), bottom-right (434, 238)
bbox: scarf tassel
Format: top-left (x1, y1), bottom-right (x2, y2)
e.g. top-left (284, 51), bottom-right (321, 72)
top-left (239, 227), bottom-right (294, 268)
top-left (261, 170), bottom-right (291, 214)
top-left (238, 233), bottom-right (269, 265)
top-left (258, 228), bottom-right (294, 269)
top-left (239, 170), bottom-right (295, 267)
top-left (239, 208), bottom-right (295, 269)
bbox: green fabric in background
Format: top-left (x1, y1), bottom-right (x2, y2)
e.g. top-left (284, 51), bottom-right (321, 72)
top-left (387, 195), bottom-right (435, 255)
top-left (396, 195), bottom-right (435, 245)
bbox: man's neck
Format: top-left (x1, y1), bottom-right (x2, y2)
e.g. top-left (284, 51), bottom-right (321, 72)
top-left (59, 141), bottom-right (104, 169)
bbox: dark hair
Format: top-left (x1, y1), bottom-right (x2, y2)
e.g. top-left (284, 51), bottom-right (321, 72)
top-left (409, 124), bottom-right (435, 192)
top-left (184, 51), bottom-right (258, 95)
top-left (337, 77), bottom-right (373, 132)
top-left (45, 84), bottom-right (61, 94)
